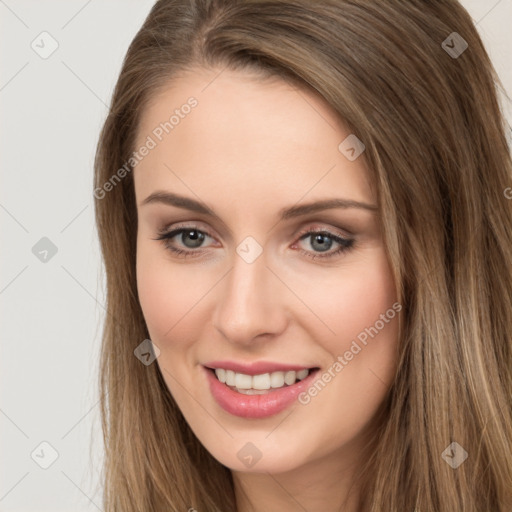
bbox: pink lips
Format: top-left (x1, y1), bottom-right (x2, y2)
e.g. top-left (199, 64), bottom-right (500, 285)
top-left (203, 362), bottom-right (319, 419)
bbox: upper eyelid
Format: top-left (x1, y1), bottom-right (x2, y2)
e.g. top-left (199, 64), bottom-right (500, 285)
top-left (159, 212), bottom-right (360, 236)
top-left (158, 223), bottom-right (216, 241)
top-left (159, 218), bottom-right (354, 237)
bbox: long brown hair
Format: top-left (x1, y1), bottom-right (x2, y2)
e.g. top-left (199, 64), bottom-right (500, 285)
top-left (93, 1), bottom-right (512, 510)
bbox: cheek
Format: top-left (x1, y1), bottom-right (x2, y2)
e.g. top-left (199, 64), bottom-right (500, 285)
top-left (293, 250), bottom-right (399, 411)
top-left (136, 239), bottom-right (226, 358)
top-left (334, 265), bottom-right (397, 347)
top-left (293, 250), bottom-right (398, 350)
top-left (136, 241), bottom-right (199, 345)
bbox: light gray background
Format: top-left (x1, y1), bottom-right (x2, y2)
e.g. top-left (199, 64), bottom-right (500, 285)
top-left (1, 1), bottom-right (511, 510)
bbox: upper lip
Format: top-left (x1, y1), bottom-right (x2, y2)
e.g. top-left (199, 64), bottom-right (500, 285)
top-left (203, 360), bottom-right (317, 375)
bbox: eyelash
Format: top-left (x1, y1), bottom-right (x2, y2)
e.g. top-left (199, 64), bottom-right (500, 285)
top-left (153, 225), bottom-right (355, 261)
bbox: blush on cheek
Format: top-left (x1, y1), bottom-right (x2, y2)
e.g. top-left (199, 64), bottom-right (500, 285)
top-left (137, 261), bottom-right (176, 343)
top-left (136, 260), bottom-right (211, 349)
top-left (306, 271), bottom-right (394, 346)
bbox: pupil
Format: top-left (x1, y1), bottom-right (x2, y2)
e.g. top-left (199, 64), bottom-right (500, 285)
top-left (311, 234), bottom-right (332, 252)
top-left (182, 230), bottom-right (205, 248)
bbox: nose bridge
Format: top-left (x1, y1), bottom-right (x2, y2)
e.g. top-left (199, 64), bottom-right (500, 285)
top-left (213, 245), bottom-right (286, 344)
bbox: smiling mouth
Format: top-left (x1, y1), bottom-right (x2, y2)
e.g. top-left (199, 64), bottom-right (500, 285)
top-left (205, 367), bottom-right (320, 395)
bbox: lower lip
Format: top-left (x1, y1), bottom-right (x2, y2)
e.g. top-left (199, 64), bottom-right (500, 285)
top-left (204, 366), bottom-right (319, 419)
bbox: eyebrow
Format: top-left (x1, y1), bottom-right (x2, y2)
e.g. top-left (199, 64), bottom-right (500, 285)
top-left (140, 191), bottom-right (378, 220)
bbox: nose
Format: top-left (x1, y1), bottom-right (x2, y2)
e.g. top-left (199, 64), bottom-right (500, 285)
top-left (212, 249), bottom-right (288, 346)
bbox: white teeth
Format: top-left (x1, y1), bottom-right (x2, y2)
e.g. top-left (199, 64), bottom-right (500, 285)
top-left (225, 370), bottom-right (236, 386)
top-left (297, 369), bottom-right (309, 380)
top-left (212, 368), bottom-right (312, 392)
top-left (253, 373), bottom-right (271, 390)
top-left (215, 368), bottom-right (226, 383)
top-left (235, 373), bottom-right (252, 389)
top-left (270, 371), bottom-right (285, 388)
top-left (284, 371), bottom-right (296, 385)
top-left (236, 388), bottom-right (270, 395)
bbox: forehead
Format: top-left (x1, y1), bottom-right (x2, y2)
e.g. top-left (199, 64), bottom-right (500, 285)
top-left (134, 67), bottom-right (374, 211)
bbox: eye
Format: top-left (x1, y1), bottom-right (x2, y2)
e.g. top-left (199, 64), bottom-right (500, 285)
top-left (153, 224), bottom-right (355, 261)
top-left (153, 225), bottom-right (215, 258)
top-left (293, 228), bottom-right (355, 260)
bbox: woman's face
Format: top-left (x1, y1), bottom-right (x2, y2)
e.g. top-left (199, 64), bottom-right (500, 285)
top-left (134, 67), bottom-right (400, 474)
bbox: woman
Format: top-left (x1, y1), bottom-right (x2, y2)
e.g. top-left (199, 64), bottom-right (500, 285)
top-left (93, 1), bottom-right (512, 510)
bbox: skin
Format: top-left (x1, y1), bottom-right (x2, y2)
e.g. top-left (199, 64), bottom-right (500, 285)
top-left (134, 67), bottom-right (400, 512)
